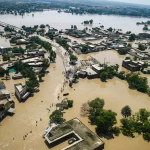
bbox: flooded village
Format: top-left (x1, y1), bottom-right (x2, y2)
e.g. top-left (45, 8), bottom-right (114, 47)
top-left (0, 7), bottom-right (150, 150)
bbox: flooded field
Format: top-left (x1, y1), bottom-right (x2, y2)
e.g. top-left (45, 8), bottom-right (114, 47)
top-left (0, 10), bottom-right (149, 34)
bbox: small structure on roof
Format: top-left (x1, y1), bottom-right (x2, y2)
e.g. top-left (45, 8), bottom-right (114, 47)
top-left (45, 118), bottom-right (104, 150)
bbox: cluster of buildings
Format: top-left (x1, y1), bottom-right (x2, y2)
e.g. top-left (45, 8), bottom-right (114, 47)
top-left (128, 48), bottom-right (150, 60)
top-left (0, 81), bottom-right (15, 121)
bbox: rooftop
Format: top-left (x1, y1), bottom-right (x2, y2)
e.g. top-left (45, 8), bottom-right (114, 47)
top-left (15, 83), bottom-right (23, 92)
top-left (92, 64), bottom-right (104, 71)
top-left (45, 118), bottom-right (104, 150)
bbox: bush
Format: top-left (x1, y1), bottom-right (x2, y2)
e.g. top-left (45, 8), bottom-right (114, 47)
top-left (67, 100), bottom-right (73, 108)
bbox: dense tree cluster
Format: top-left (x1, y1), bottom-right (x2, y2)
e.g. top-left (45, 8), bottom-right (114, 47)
top-left (5, 47), bottom-right (25, 55)
top-left (121, 108), bottom-right (150, 141)
top-left (0, 1), bottom-right (150, 17)
top-left (88, 98), bottom-right (119, 134)
top-left (100, 64), bottom-right (119, 82)
top-left (126, 73), bottom-right (148, 93)
top-left (0, 67), bottom-right (7, 77)
top-left (56, 38), bottom-right (70, 50)
top-left (129, 34), bottom-right (136, 41)
top-left (30, 36), bottom-right (56, 62)
top-left (49, 110), bottom-right (65, 124)
top-left (2, 54), bottom-right (10, 61)
top-left (117, 72), bottom-right (149, 94)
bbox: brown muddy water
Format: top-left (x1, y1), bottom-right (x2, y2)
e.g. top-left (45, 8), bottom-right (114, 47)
top-left (0, 10), bottom-right (150, 149)
top-left (0, 10), bottom-right (149, 34)
top-left (0, 50), bottom-right (150, 150)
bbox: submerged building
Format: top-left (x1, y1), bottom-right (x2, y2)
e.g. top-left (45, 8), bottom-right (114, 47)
top-left (14, 83), bottom-right (30, 102)
top-left (45, 118), bottom-right (104, 150)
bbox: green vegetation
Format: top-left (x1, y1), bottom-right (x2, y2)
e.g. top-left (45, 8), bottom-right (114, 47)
top-left (70, 54), bottom-right (78, 61)
top-left (2, 54), bottom-right (10, 61)
top-left (100, 64), bottom-right (119, 82)
top-left (0, 1), bottom-right (150, 18)
top-left (126, 31), bottom-right (131, 34)
top-left (30, 36), bottom-right (56, 62)
top-left (56, 38), bottom-right (70, 50)
top-left (67, 100), bottom-right (73, 108)
top-left (120, 108), bottom-right (150, 141)
top-left (0, 67), bottom-right (6, 77)
top-left (138, 43), bottom-right (147, 51)
top-left (81, 45), bottom-right (88, 53)
top-left (4, 26), bottom-right (15, 32)
top-left (40, 24), bottom-right (45, 28)
top-left (117, 72), bottom-right (149, 94)
top-left (129, 34), bottom-right (136, 41)
top-left (10, 38), bottom-right (17, 44)
top-left (121, 106), bottom-right (132, 118)
top-left (117, 71), bottom-right (126, 80)
top-left (14, 60), bottom-right (39, 93)
top-left (143, 25), bottom-right (149, 31)
top-left (88, 98), bottom-right (119, 134)
top-left (107, 27), bottom-right (113, 32)
top-left (83, 19), bottom-right (93, 24)
top-left (5, 47), bottom-right (25, 55)
top-left (118, 49), bottom-right (129, 55)
top-left (126, 73), bottom-right (148, 93)
top-left (50, 110), bottom-right (65, 124)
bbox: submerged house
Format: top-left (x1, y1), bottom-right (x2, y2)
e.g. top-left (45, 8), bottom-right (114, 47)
top-left (45, 118), bottom-right (104, 150)
top-left (14, 83), bottom-right (30, 102)
top-left (122, 60), bottom-right (141, 71)
top-left (0, 82), bottom-right (15, 120)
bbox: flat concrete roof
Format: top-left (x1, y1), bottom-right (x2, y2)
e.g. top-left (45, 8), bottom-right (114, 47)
top-left (16, 84), bottom-right (23, 92)
top-left (45, 118), bottom-right (104, 150)
top-left (92, 64), bottom-right (104, 71)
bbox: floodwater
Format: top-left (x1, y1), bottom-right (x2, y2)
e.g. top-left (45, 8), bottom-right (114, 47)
top-left (0, 10), bottom-right (150, 150)
top-left (0, 10), bottom-right (149, 34)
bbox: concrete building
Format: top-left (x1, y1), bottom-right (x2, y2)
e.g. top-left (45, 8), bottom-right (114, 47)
top-left (92, 64), bottom-right (104, 74)
top-left (45, 118), bottom-right (104, 150)
top-left (14, 83), bottom-right (30, 102)
top-left (122, 60), bottom-right (141, 71)
top-left (0, 81), bottom-right (6, 90)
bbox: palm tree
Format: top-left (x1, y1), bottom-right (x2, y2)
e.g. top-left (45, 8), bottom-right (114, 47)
top-left (121, 105), bottom-right (132, 118)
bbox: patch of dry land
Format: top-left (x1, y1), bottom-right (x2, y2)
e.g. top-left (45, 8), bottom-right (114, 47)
top-left (0, 51), bottom-right (150, 150)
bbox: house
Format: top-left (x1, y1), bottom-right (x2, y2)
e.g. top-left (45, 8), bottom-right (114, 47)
top-left (14, 83), bottom-right (30, 102)
top-left (85, 67), bottom-right (98, 79)
top-left (122, 60), bottom-right (141, 71)
top-left (12, 73), bottom-right (23, 80)
top-left (0, 46), bottom-right (6, 55)
top-left (0, 81), bottom-right (6, 90)
top-left (0, 97), bottom-right (15, 120)
top-left (92, 64), bottom-right (104, 74)
top-left (45, 118), bottom-right (104, 150)
top-left (138, 33), bottom-right (150, 39)
top-left (17, 39), bottom-right (27, 45)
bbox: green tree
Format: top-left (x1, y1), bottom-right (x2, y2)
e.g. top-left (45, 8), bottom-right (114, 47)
top-left (95, 110), bottom-right (117, 133)
top-left (70, 54), bottom-right (78, 61)
top-left (67, 100), bottom-right (73, 108)
top-left (107, 27), bottom-right (113, 32)
top-left (117, 71), bottom-right (126, 80)
top-left (50, 110), bottom-right (65, 124)
top-left (121, 105), bottom-right (132, 118)
top-left (129, 34), bottom-right (136, 41)
top-left (100, 71), bottom-right (108, 82)
top-left (89, 19), bottom-right (93, 24)
top-left (138, 43), bottom-right (147, 51)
